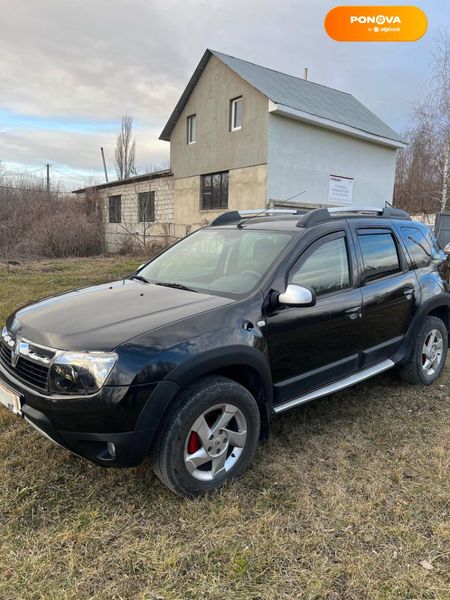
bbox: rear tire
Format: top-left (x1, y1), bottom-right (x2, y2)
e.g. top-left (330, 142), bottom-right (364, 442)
top-left (152, 376), bottom-right (261, 497)
top-left (398, 316), bottom-right (448, 385)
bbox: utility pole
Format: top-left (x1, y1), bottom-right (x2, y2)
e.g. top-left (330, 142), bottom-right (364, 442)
top-left (46, 163), bottom-right (50, 200)
top-left (100, 147), bottom-right (109, 182)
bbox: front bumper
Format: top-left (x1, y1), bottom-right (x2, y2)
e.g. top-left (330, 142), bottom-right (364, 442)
top-left (0, 361), bottom-right (168, 468)
top-left (21, 403), bottom-right (153, 467)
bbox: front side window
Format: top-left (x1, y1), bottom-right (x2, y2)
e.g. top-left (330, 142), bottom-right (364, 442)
top-left (230, 96), bottom-right (242, 131)
top-left (291, 236), bottom-right (350, 297)
top-left (108, 195), bottom-right (121, 223)
top-left (358, 232), bottom-right (400, 282)
top-left (138, 191), bottom-right (155, 223)
top-left (187, 114), bottom-right (196, 144)
top-left (138, 228), bottom-right (293, 297)
top-left (201, 171), bottom-right (229, 210)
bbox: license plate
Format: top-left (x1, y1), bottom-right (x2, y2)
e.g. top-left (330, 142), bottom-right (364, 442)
top-left (0, 379), bottom-right (22, 415)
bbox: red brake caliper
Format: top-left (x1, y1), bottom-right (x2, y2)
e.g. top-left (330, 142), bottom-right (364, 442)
top-left (187, 431), bottom-right (201, 454)
top-left (423, 334), bottom-right (430, 364)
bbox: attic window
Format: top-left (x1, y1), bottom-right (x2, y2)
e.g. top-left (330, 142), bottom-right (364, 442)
top-left (187, 114), bottom-right (196, 144)
top-left (230, 97), bottom-right (242, 131)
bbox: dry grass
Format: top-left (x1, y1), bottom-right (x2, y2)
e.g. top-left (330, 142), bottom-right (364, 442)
top-left (0, 258), bottom-right (449, 600)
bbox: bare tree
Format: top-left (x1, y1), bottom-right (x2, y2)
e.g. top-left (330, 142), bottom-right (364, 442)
top-left (114, 115), bottom-right (137, 180)
top-left (418, 30), bottom-right (450, 211)
top-left (396, 30), bottom-right (450, 213)
top-left (394, 123), bottom-right (442, 215)
top-left (143, 160), bottom-right (170, 173)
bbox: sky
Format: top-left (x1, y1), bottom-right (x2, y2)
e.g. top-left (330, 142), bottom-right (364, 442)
top-left (0, 0), bottom-right (448, 190)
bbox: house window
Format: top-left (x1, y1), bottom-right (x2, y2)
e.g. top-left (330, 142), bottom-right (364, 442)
top-left (108, 195), bottom-right (121, 223)
top-left (230, 96), bottom-right (242, 131)
top-left (187, 114), bottom-right (196, 144)
top-left (201, 171), bottom-right (229, 210)
top-left (138, 191), bottom-right (155, 222)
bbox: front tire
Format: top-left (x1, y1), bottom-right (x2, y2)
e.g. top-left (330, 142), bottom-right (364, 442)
top-left (152, 376), bottom-right (261, 497)
top-left (398, 316), bottom-right (448, 385)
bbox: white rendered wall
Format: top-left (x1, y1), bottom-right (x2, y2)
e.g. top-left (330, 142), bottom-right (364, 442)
top-left (267, 113), bottom-right (398, 208)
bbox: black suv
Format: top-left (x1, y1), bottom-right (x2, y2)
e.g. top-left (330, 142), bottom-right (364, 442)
top-left (1, 206), bottom-right (449, 496)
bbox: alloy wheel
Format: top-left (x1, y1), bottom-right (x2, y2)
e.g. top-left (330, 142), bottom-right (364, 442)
top-left (421, 329), bottom-right (444, 376)
top-left (184, 403), bottom-right (248, 481)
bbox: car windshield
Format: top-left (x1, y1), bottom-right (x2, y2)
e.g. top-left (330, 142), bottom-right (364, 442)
top-left (138, 228), bottom-right (294, 297)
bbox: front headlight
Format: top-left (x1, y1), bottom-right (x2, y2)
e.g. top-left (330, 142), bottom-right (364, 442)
top-left (49, 351), bottom-right (117, 395)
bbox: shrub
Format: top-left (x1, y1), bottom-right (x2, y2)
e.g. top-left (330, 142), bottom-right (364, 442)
top-left (0, 182), bottom-right (104, 260)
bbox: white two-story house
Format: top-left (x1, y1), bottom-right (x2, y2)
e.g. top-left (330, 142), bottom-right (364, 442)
top-left (75, 49), bottom-right (406, 250)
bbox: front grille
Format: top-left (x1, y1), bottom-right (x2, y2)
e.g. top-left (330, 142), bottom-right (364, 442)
top-left (0, 337), bottom-right (53, 393)
top-left (0, 342), bottom-right (12, 365)
top-left (14, 357), bottom-right (50, 390)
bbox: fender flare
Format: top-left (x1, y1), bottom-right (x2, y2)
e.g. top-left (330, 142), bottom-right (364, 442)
top-left (135, 345), bottom-right (273, 436)
top-left (393, 295), bottom-right (450, 364)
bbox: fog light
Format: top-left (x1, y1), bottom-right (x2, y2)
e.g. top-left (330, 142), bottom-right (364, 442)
top-left (107, 442), bottom-right (116, 459)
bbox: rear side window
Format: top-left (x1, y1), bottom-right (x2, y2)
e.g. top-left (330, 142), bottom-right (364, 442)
top-left (400, 227), bottom-right (432, 268)
top-left (358, 232), bottom-right (400, 282)
top-left (425, 230), bottom-right (443, 256)
top-left (290, 236), bottom-right (350, 297)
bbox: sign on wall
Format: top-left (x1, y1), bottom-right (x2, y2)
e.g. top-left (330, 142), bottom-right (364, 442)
top-left (328, 174), bottom-right (354, 205)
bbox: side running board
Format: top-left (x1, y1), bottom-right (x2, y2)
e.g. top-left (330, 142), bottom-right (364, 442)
top-left (273, 359), bottom-right (395, 414)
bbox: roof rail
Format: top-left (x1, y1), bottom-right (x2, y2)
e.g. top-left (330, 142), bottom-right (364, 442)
top-left (296, 205), bottom-right (411, 228)
top-left (208, 208), bottom-right (304, 227)
top-left (382, 207), bottom-right (411, 220)
top-left (327, 205), bottom-right (383, 214)
top-left (209, 206), bottom-right (411, 229)
top-left (208, 211), bottom-right (241, 226)
top-left (328, 205), bottom-right (410, 220)
top-left (296, 208), bottom-right (331, 228)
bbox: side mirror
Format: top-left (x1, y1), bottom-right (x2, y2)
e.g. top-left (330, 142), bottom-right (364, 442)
top-left (278, 284), bottom-right (316, 307)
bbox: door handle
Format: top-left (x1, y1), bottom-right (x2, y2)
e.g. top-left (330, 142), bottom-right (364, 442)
top-left (345, 307), bottom-right (362, 320)
top-left (403, 288), bottom-right (415, 300)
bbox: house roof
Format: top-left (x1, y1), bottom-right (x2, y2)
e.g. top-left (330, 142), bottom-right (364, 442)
top-left (72, 169), bottom-right (172, 194)
top-left (159, 49), bottom-right (406, 147)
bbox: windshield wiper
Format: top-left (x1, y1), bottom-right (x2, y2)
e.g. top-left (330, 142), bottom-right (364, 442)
top-left (153, 281), bottom-right (198, 292)
top-left (130, 274), bottom-right (150, 283)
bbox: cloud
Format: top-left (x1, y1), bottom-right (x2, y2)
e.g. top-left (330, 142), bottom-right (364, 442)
top-left (0, 125), bottom-right (169, 189)
top-left (0, 0), bottom-right (446, 183)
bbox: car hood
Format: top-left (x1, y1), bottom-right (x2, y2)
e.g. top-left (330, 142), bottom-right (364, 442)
top-left (6, 279), bottom-right (234, 351)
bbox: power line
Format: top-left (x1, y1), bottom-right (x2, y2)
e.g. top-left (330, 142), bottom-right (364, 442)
top-left (2, 165), bottom-right (46, 177)
top-left (2, 164), bottom-right (103, 192)
top-left (0, 184), bottom-right (48, 192)
top-left (3, 165), bottom-right (44, 172)
top-left (51, 167), bottom-right (100, 182)
top-left (3, 163), bottom-right (99, 183)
